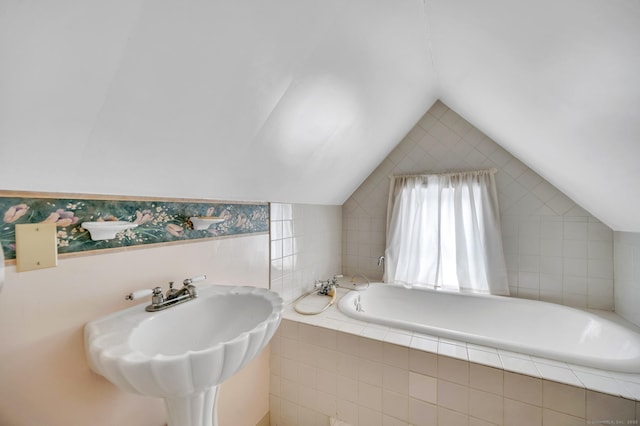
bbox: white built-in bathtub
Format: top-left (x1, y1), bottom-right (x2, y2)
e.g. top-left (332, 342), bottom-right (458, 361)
top-left (338, 283), bottom-right (640, 373)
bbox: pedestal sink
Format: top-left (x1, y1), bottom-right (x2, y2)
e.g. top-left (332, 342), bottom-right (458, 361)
top-left (84, 284), bottom-right (283, 426)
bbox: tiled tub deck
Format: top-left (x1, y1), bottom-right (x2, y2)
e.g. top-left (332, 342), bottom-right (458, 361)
top-left (269, 289), bottom-right (640, 426)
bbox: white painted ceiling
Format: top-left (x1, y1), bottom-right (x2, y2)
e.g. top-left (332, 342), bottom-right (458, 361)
top-left (1, 0), bottom-right (639, 231)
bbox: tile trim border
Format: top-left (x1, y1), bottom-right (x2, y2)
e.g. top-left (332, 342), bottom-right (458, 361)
top-left (0, 190), bottom-right (269, 262)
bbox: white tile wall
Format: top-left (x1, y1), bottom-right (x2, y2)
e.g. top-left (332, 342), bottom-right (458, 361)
top-left (614, 232), bottom-right (640, 327)
top-left (270, 319), bottom-right (640, 426)
top-left (343, 100), bottom-right (614, 310)
top-left (270, 203), bottom-right (342, 303)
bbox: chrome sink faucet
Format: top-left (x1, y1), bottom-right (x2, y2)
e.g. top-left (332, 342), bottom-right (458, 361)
top-left (166, 278), bottom-right (198, 300)
top-left (126, 275), bottom-right (207, 312)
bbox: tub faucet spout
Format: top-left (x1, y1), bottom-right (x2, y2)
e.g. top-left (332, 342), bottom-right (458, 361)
top-left (317, 275), bottom-right (343, 296)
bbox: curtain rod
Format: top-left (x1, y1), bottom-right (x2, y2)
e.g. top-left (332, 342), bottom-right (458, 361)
top-left (390, 168), bottom-right (497, 179)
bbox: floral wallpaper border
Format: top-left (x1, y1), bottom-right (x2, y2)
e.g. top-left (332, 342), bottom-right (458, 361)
top-left (0, 192), bottom-right (269, 261)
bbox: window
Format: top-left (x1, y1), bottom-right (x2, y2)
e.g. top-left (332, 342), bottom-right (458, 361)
top-left (384, 170), bottom-right (509, 295)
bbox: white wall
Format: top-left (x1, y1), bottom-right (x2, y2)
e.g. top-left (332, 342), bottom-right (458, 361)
top-left (614, 232), bottom-right (640, 327)
top-left (270, 203), bottom-right (342, 304)
top-left (343, 101), bottom-right (614, 310)
top-left (0, 235), bottom-right (270, 426)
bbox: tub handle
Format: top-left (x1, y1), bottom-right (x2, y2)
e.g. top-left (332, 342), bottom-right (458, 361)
top-left (354, 295), bottom-right (364, 312)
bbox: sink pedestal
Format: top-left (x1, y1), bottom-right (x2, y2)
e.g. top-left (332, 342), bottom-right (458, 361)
top-left (165, 386), bottom-right (219, 426)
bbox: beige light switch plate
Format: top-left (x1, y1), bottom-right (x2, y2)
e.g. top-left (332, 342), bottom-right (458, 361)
top-left (15, 223), bottom-right (58, 272)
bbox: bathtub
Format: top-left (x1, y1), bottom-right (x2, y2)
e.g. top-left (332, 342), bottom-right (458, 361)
top-left (338, 283), bottom-right (640, 373)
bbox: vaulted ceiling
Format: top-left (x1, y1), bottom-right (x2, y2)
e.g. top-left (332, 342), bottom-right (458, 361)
top-left (1, 0), bottom-right (639, 230)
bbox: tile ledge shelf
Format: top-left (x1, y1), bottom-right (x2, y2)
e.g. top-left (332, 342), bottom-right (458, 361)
top-left (282, 288), bottom-right (640, 402)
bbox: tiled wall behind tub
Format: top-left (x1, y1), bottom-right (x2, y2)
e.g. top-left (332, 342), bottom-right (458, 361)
top-left (270, 203), bottom-right (342, 303)
top-left (343, 100), bottom-right (614, 310)
top-left (614, 232), bottom-right (640, 327)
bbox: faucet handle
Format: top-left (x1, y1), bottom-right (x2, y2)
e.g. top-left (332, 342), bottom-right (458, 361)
top-left (125, 287), bottom-right (158, 301)
top-left (183, 275), bottom-right (207, 286)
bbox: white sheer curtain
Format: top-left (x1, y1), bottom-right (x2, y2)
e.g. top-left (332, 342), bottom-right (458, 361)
top-left (384, 169), bottom-right (509, 295)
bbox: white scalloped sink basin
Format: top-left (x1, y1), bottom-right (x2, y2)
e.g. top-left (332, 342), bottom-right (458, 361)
top-left (85, 284), bottom-right (283, 426)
